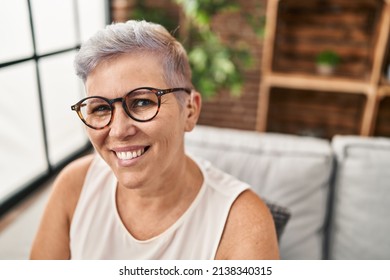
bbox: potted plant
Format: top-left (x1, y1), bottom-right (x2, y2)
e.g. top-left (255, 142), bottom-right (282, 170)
top-left (316, 50), bottom-right (340, 75)
top-left (130, 0), bottom-right (262, 98)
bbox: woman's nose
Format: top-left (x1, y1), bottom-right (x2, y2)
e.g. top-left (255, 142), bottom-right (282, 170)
top-left (108, 103), bottom-right (137, 138)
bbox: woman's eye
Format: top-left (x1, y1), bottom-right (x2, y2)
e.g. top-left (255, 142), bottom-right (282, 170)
top-left (132, 99), bottom-right (154, 108)
top-left (90, 105), bottom-right (110, 114)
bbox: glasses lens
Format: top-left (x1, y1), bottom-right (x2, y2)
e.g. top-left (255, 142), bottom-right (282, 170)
top-left (125, 89), bottom-right (159, 121)
top-left (79, 97), bottom-right (112, 128)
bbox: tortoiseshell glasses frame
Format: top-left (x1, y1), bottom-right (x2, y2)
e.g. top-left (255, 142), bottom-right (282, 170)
top-left (71, 87), bottom-right (191, 130)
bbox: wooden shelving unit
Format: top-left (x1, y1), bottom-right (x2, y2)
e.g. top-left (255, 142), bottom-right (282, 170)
top-left (256, 0), bottom-right (390, 137)
top-left (379, 78), bottom-right (390, 98)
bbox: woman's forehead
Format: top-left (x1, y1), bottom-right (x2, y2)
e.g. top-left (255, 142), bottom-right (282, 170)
top-left (85, 54), bottom-right (167, 97)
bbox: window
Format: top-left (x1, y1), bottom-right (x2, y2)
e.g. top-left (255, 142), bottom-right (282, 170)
top-left (0, 0), bottom-right (109, 211)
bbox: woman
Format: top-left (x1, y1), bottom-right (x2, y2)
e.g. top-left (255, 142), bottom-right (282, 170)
top-left (30, 20), bottom-right (279, 259)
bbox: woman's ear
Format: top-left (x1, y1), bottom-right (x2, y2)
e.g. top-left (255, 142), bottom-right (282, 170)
top-left (184, 91), bottom-right (202, 132)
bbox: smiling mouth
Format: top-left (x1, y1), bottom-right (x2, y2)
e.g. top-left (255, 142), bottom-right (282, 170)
top-left (115, 147), bottom-right (149, 160)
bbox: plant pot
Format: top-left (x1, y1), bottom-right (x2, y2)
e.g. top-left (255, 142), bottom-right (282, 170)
top-left (316, 64), bottom-right (335, 75)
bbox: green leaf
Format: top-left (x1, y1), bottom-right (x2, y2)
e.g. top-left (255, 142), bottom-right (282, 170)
top-left (189, 48), bottom-right (208, 71)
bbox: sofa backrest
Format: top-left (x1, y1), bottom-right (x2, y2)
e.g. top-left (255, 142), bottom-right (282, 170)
top-left (185, 125), bottom-right (333, 259)
top-left (328, 136), bottom-right (390, 259)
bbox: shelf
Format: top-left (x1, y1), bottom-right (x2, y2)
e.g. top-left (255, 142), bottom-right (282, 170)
top-left (257, 0), bottom-right (390, 137)
top-left (271, 0), bottom-right (383, 80)
top-left (267, 87), bottom-right (365, 139)
top-left (263, 73), bottom-right (373, 95)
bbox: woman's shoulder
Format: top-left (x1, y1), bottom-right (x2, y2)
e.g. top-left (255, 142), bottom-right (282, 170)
top-left (62, 153), bottom-right (94, 176)
top-left (56, 153), bottom-right (94, 189)
top-left (30, 153), bottom-right (95, 259)
top-left (51, 153), bottom-right (95, 218)
top-left (215, 189), bottom-right (280, 259)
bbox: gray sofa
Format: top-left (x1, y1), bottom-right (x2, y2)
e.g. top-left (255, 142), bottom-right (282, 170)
top-left (185, 125), bottom-right (390, 260)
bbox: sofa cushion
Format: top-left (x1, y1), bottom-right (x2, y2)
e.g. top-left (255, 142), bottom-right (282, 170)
top-left (185, 125), bottom-right (333, 259)
top-left (329, 136), bottom-right (390, 259)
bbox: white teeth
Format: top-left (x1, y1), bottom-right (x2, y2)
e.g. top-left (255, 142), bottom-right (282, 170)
top-left (116, 148), bottom-right (145, 160)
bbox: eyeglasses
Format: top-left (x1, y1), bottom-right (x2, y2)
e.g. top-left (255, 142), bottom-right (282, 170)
top-left (71, 87), bottom-right (191, 130)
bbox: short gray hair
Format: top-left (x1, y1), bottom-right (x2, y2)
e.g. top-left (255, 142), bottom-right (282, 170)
top-left (74, 20), bottom-right (193, 104)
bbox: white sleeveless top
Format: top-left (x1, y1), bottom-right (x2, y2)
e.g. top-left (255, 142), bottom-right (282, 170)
top-left (69, 154), bottom-right (249, 259)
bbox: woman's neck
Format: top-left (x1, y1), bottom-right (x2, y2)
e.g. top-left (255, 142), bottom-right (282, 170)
top-left (115, 155), bottom-right (203, 240)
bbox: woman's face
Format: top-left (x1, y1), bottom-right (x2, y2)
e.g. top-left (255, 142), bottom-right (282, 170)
top-left (85, 52), bottom-right (196, 190)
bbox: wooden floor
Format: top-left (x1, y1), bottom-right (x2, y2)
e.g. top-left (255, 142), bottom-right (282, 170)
top-left (0, 148), bottom-right (93, 259)
top-left (0, 177), bottom-right (53, 259)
